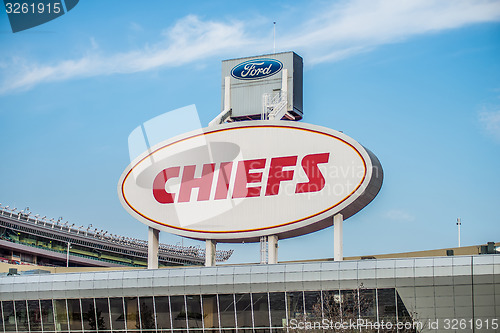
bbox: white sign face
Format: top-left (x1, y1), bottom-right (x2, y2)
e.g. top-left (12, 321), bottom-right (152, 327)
top-left (118, 121), bottom-right (383, 242)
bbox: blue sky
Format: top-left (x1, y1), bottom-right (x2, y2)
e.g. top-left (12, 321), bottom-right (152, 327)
top-left (1, 0), bottom-right (499, 264)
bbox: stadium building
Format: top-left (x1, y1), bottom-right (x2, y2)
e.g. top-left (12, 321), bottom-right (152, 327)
top-left (1, 52), bottom-right (499, 333)
top-left (0, 206), bottom-right (233, 268)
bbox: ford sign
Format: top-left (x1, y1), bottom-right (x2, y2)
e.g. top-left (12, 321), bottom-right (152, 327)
top-left (118, 121), bottom-right (383, 242)
top-left (231, 58), bottom-right (283, 80)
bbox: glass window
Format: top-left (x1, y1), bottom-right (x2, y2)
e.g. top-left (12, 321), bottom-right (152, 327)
top-left (155, 296), bottom-right (171, 330)
top-left (341, 290), bottom-right (358, 321)
top-left (124, 297), bottom-right (140, 331)
top-left (218, 294), bottom-right (236, 329)
top-left (322, 290), bottom-right (341, 321)
top-left (377, 289), bottom-right (396, 321)
top-left (170, 295), bottom-right (187, 329)
top-left (269, 292), bottom-right (286, 328)
top-left (109, 297), bottom-right (126, 331)
top-left (286, 291), bottom-right (304, 321)
top-left (54, 299), bottom-right (69, 332)
top-left (186, 295), bottom-right (203, 329)
top-left (2, 301), bottom-right (16, 332)
top-left (40, 299), bottom-right (55, 332)
top-left (95, 298), bottom-right (111, 330)
top-left (28, 300), bottom-right (42, 332)
top-left (139, 296), bottom-right (156, 331)
top-left (66, 299), bottom-right (82, 331)
top-left (81, 298), bottom-right (96, 331)
top-left (396, 292), bottom-right (412, 323)
top-left (252, 293), bottom-right (269, 329)
top-left (304, 291), bottom-right (322, 321)
top-left (15, 300), bottom-right (29, 332)
top-left (0, 302), bottom-right (3, 329)
top-left (202, 295), bottom-right (218, 329)
top-left (0, 302), bottom-right (3, 332)
top-left (235, 293), bottom-right (252, 328)
top-left (359, 289), bottom-right (376, 319)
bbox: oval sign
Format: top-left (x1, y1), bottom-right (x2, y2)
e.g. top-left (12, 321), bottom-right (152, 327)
top-left (231, 58), bottom-right (283, 80)
top-left (118, 121), bottom-right (383, 242)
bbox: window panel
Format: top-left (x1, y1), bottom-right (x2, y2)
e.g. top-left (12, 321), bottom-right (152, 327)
top-left (235, 293), bottom-right (252, 328)
top-left (286, 291), bottom-right (304, 321)
top-left (154, 296), bottom-right (171, 330)
top-left (377, 289), bottom-right (396, 321)
top-left (109, 297), bottom-right (126, 331)
top-left (218, 294), bottom-right (236, 329)
top-left (202, 295), bottom-right (218, 329)
top-left (186, 295), bottom-right (203, 329)
top-left (95, 298), bottom-right (111, 330)
top-left (269, 292), bottom-right (286, 328)
top-left (81, 298), bottom-right (96, 331)
top-left (54, 299), bottom-right (69, 332)
top-left (124, 297), bottom-right (140, 331)
top-left (40, 299), bottom-right (55, 332)
top-left (15, 300), bottom-right (29, 332)
top-left (28, 300), bottom-right (42, 332)
top-left (304, 291), bottom-right (321, 321)
top-left (2, 301), bottom-right (16, 332)
top-left (170, 295), bottom-right (187, 329)
top-left (252, 293), bottom-right (269, 329)
top-left (340, 290), bottom-right (358, 321)
top-left (0, 302), bottom-right (3, 333)
top-left (139, 297), bottom-right (156, 330)
top-left (66, 299), bottom-right (82, 331)
top-left (359, 289), bottom-right (376, 319)
top-left (323, 291), bottom-right (341, 321)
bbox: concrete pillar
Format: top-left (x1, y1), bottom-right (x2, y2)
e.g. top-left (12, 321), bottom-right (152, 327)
top-left (205, 239), bottom-right (216, 267)
top-left (147, 227), bottom-right (159, 269)
top-left (334, 214), bottom-right (343, 261)
top-left (268, 235), bottom-right (278, 264)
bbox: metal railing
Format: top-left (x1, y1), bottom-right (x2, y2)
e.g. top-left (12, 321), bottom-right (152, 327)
top-left (0, 204), bottom-right (233, 264)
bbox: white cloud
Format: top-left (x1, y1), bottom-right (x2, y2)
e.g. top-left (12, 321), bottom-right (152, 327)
top-left (384, 209), bottom-right (416, 222)
top-left (1, 0), bottom-right (500, 94)
top-left (0, 15), bottom-right (256, 94)
top-left (479, 109), bottom-right (500, 143)
top-left (283, 0), bottom-right (500, 64)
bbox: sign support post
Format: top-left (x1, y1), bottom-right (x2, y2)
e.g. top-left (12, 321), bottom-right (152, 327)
top-left (148, 227), bottom-right (159, 269)
top-left (205, 240), bottom-right (217, 266)
top-left (268, 235), bottom-right (278, 264)
top-left (334, 214), bottom-right (343, 261)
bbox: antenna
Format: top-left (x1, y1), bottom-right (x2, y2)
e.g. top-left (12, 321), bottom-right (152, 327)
top-left (273, 22), bottom-right (276, 54)
top-left (456, 218), bottom-right (461, 247)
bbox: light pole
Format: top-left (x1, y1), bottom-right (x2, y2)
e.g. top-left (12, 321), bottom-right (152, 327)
top-left (66, 242), bottom-right (71, 267)
top-left (457, 218), bottom-right (461, 247)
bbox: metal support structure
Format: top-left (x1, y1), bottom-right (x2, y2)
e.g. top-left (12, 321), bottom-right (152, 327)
top-left (147, 227), bottom-right (159, 269)
top-left (268, 235), bottom-right (278, 264)
top-left (334, 214), bottom-right (343, 261)
top-left (260, 236), bottom-right (268, 264)
top-left (457, 218), bottom-right (461, 247)
top-left (267, 69), bottom-right (291, 121)
top-left (205, 239), bottom-right (216, 267)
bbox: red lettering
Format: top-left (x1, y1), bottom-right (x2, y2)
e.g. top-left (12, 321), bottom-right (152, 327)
top-left (214, 162), bottom-right (233, 200)
top-left (265, 156), bottom-right (297, 196)
top-left (232, 159), bottom-right (266, 198)
top-left (178, 164), bottom-right (215, 202)
top-left (152, 167), bottom-right (180, 204)
top-left (295, 153), bottom-right (329, 193)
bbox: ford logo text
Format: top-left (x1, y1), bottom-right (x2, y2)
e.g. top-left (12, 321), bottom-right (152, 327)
top-left (231, 59), bottom-right (283, 80)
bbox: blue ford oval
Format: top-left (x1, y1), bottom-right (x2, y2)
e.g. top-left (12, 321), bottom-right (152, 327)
top-left (231, 58), bottom-right (283, 80)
